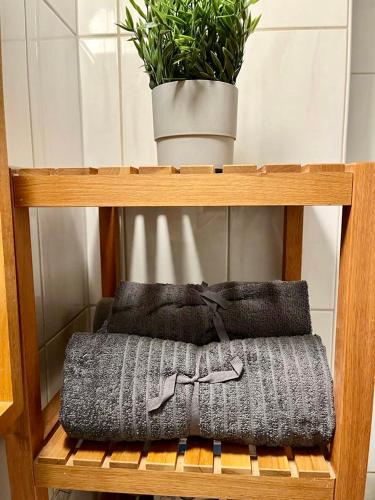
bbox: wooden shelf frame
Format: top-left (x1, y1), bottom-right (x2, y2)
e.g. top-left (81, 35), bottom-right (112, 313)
top-left (0, 43), bottom-right (24, 433)
top-left (12, 164), bottom-right (353, 207)
top-left (34, 425), bottom-right (335, 500)
top-left (3, 163), bottom-right (375, 500)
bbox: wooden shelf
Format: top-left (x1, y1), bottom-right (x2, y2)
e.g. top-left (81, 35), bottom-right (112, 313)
top-left (12, 164), bottom-right (353, 208)
top-left (34, 425), bottom-right (335, 499)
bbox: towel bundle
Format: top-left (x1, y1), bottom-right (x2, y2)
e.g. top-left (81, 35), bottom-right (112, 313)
top-left (60, 332), bottom-right (334, 446)
top-left (107, 280), bottom-right (312, 343)
top-left (60, 279), bottom-right (335, 446)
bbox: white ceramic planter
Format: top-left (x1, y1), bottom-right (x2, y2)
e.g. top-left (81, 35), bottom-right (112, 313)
top-left (152, 80), bottom-right (238, 167)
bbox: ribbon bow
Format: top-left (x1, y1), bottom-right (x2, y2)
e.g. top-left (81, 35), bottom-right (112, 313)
top-left (147, 356), bottom-right (243, 414)
top-left (200, 285), bottom-right (231, 342)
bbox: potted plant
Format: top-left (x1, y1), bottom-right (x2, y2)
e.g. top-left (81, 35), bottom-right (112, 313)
top-left (119, 0), bottom-right (260, 166)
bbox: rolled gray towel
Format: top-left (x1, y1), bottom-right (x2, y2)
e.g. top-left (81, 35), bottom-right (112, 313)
top-left (106, 280), bottom-right (312, 344)
top-left (60, 332), bottom-right (334, 446)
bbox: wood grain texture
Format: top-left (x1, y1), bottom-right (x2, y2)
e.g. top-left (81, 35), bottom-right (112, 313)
top-left (110, 442), bottom-right (144, 469)
top-left (0, 41), bottom-right (23, 432)
top-left (331, 163), bottom-right (375, 500)
top-left (18, 167), bottom-right (98, 175)
top-left (99, 207), bottom-right (120, 297)
top-left (221, 442), bottom-right (251, 474)
top-left (259, 164), bottom-right (301, 173)
top-left (282, 206), bottom-right (304, 280)
top-left (5, 206), bottom-right (48, 500)
top-left (12, 171), bottom-right (353, 207)
top-left (146, 440), bottom-right (179, 470)
top-left (97, 166), bottom-right (138, 175)
top-left (302, 164), bottom-right (345, 173)
top-left (184, 438), bottom-right (214, 473)
top-left (222, 164), bottom-right (257, 173)
top-left (34, 462), bottom-right (334, 499)
top-left (73, 441), bottom-right (107, 467)
top-left (294, 449), bottom-right (330, 478)
top-left (138, 166), bottom-right (177, 174)
top-left (38, 426), bottom-right (75, 465)
top-left (179, 165), bottom-right (214, 174)
top-left (257, 448), bottom-right (290, 477)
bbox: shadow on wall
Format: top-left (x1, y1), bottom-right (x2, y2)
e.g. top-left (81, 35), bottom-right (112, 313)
top-left (124, 206), bottom-right (285, 284)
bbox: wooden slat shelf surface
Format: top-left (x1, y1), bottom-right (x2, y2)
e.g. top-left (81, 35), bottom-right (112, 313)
top-left (34, 426), bottom-right (335, 499)
top-left (12, 164), bottom-right (352, 207)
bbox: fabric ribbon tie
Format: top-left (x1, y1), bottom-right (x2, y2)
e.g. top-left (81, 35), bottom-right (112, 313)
top-left (199, 286), bottom-right (231, 342)
top-left (147, 356), bottom-right (243, 415)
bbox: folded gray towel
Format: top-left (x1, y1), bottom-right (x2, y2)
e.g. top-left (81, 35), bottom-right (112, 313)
top-left (106, 280), bottom-right (312, 344)
top-left (60, 332), bottom-right (334, 446)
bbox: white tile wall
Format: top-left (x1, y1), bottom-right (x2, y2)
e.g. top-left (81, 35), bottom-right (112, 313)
top-left (121, 38), bottom-right (156, 165)
top-left (1, 41), bottom-right (34, 166)
top-left (310, 311), bottom-right (335, 367)
top-left (0, 0), bottom-right (26, 40)
top-left (229, 207), bottom-right (283, 281)
top-left (79, 37), bottom-right (122, 165)
top-left (78, 0), bottom-right (117, 35)
top-left (45, 308), bottom-right (90, 400)
top-left (365, 473), bottom-right (375, 500)
top-left (125, 207), bottom-right (228, 284)
top-left (38, 208), bottom-right (89, 340)
top-left (346, 75), bottom-right (375, 162)
top-left (351, 0), bottom-right (375, 74)
top-left (27, 37), bottom-right (83, 166)
top-left (235, 30), bottom-right (347, 165)
top-left (45, 0), bottom-right (77, 33)
top-left (302, 206), bottom-right (341, 310)
top-left (252, 0), bottom-right (348, 29)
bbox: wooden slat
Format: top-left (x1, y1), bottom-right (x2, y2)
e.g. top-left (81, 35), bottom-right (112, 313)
top-left (221, 442), bottom-right (251, 474)
top-left (34, 462), bottom-right (335, 500)
top-left (97, 166), bottom-right (138, 175)
top-left (18, 167), bottom-right (98, 175)
top-left (331, 163), bottom-right (375, 500)
top-left (179, 165), bottom-right (214, 174)
top-left (259, 164), bottom-right (301, 173)
top-left (222, 164), bottom-right (257, 173)
top-left (302, 164), bottom-right (345, 173)
top-left (109, 441), bottom-right (144, 469)
top-left (257, 448), bottom-right (290, 477)
top-left (38, 426), bottom-right (75, 465)
top-left (282, 206), bottom-right (304, 280)
top-left (73, 441), bottom-right (107, 467)
top-left (99, 207), bottom-right (120, 297)
top-left (12, 171), bottom-right (353, 207)
top-left (138, 166), bottom-right (177, 174)
top-left (294, 449), bottom-right (330, 478)
top-left (184, 438), bottom-right (213, 473)
top-left (146, 440), bottom-right (179, 471)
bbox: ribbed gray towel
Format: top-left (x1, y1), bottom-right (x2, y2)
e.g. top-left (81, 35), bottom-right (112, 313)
top-left (106, 280), bottom-right (312, 344)
top-left (60, 332), bottom-right (334, 446)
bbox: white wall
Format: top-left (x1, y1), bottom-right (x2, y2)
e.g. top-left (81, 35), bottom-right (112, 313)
top-left (347, 0), bottom-right (375, 496)
top-left (3, 0), bottom-right (373, 498)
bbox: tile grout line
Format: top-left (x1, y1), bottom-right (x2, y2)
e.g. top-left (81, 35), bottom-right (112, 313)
top-left (44, 306), bottom-right (91, 348)
top-left (42, 0), bottom-right (76, 36)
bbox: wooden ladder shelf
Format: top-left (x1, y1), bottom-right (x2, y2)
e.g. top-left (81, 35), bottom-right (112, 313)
top-left (3, 163), bottom-right (375, 500)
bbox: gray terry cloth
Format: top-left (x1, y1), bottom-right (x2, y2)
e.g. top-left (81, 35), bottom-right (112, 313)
top-left (60, 332), bottom-right (334, 446)
top-left (106, 280), bottom-right (312, 344)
